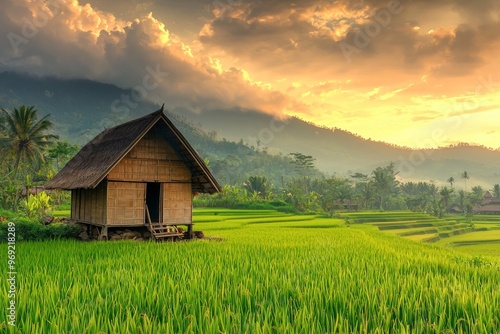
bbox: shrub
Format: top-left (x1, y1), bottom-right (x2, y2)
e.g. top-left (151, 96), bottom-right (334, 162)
top-left (0, 218), bottom-right (82, 242)
top-left (22, 192), bottom-right (52, 219)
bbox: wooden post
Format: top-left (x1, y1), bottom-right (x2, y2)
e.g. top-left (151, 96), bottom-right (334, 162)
top-left (145, 204), bottom-right (155, 240)
top-left (98, 226), bottom-right (108, 240)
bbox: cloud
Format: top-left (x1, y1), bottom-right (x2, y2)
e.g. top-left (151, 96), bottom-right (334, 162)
top-left (1, 0), bottom-right (500, 148)
top-left (0, 0), bottom-right (295, 116)
top-left (199, 0), bottom-right (500, 82)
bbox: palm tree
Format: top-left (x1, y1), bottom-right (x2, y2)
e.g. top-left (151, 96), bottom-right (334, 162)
top-left (372, 164), bottom-right (398, 210)
top-left (439, 187), bottom-right (453, 213)
top-left (447, 176), bottom-right (455, 189)
top-left (243, 176), bottom-right (268, 197)
top-left (0, 105), bottom-right (58, 177)
top-left (461, 171), bottom-right (470, 192)
top-left (494, 184), bottom-right (500, 198)
top-left (458, 190), bottom-right (466, 213)
top-left (359, 181), bottom-right (375, 209)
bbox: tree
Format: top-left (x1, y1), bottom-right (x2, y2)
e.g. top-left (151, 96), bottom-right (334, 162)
top-left (288, 152), bottom-right (316, 193)
top-left (0, 105), bottom-right (58, 177)
top-left (350, 172), bottom-right (368, 182)
top-left (439, 187), bottom-right (453, 213)
top-left (48, 141), bottom-right (80, 170)
top-left (458, 190), bottom-right (466, 212)
top-left (372, 163), bottom-right (399, 210)
top-left (288, 152), bottom-right (315, 173)
top-left (447, 176), bottom-right (455, 189)
top-left (494, 184), bottom-right (500, 198)
top-left (243, 176), bottom-right (269, 197)
top-left (469, 186), bottom-right (484, 206)
top-left (461, 171), bottom-right (470, 191)
top-left (356, 181), bottom-right (375, 209)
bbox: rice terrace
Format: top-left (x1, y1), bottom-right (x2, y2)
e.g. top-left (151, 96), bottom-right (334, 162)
top-left (1, 208), bottom-right (499, 333)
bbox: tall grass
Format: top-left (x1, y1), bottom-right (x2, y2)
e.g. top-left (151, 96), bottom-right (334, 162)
top-left (0, 211), bottom-right (499, 333)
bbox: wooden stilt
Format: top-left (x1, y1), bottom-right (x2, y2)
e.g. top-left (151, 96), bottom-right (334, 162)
top-left (98, 226), bottom-right (108, 240)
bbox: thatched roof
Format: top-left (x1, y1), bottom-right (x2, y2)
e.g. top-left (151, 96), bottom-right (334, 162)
top-left (45, 107), bottom-right (221, 193)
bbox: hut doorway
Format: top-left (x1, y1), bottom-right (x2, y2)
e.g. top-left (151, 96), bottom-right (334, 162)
top-left (146, 183), bottom-right (161, 223)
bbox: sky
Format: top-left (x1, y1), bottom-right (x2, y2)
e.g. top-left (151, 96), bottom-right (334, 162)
top-left (1, 0), bottom-right (500, 148)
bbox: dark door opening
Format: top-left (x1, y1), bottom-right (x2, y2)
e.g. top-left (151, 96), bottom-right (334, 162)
top-left (146, 183), bottom-right (161, 223)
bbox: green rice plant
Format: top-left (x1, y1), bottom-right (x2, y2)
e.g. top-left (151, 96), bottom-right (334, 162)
top-left (0, 209), bottom-right (499, 333)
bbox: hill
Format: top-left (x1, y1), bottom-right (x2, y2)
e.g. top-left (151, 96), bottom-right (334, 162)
top-left (180, 108), bottom-right (500, 186)
top-left (1, 71), bottom-right (500, 187)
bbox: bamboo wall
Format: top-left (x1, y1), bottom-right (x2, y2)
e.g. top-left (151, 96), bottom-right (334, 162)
top-left (107, 182), bottom-right (145, 226)
top-left (162, 183), bottom-right (192, 225)
top-left (108, 132), bottom-right (191, 182)
top-left (71, 180), bottom-right (107, 225)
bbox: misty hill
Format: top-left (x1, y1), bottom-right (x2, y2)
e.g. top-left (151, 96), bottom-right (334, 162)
top-left (0, 71), bottom-right (160, 144)
top-left (1, 71), bottom-right (500, 188)
top-left (180, 109), bottom-right (500, 187)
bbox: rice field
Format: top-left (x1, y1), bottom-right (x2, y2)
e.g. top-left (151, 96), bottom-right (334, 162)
top-left (341, 211), bottom-right (500, 258)
top-left (1, 209), bottom-right (499, 333)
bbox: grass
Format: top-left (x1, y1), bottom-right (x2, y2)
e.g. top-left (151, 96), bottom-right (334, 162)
top-left (341, 210), bottom-right (500, 260)
top-left (0, 209), bottom-right (499, 333)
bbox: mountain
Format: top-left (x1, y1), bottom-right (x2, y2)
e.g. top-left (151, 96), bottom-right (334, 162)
top-left (1, 71), bottom-right (500, 188)
top-left (179, 108), bottom-right (500, 187)
top-left (0, 71), bottom-right (159, 144)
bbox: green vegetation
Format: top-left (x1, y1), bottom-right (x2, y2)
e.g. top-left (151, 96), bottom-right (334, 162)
top-left (0, 105), bottom-right (72, 213)
top-left (0, 219), bottom-right (81, 242)
top-left (0, 207), bottom-right (82, 242)
top-left (340, 211), bottom-right (500, 258)
top-left (1, 208), bottom-right (499, 333)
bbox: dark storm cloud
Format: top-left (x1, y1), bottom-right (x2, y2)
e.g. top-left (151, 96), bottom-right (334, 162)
top-left (0, 0), bottom-right (295, 115)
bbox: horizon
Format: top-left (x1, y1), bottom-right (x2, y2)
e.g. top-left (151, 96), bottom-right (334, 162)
top-left (1, 0), bottom-right (500, 149)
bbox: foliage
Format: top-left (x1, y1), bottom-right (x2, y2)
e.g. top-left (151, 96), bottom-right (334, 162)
top-left (447, 176), bottom-right (455, 188)
top-left (461, 170), bottom-right (470, 191)
top-left (22, 192), bottom-right (52, 219)
top-left (0, 216), bottom-right (82, 242)
top-left (243, 176), bottom-right (269, 197)
top-left (0, 105), bottom-right (58, 175)
top-left (288, 152), bottom-right (316, 173)
top-left (0, 105), bottom-right (60, 212)
top-left (494, 184), bottom-right (500, 198)
top-left (371, 163), bottom-right (399, 210)
top-left (48, 141), bottom-right (80, 169)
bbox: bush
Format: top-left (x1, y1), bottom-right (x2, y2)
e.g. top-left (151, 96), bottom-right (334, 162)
top-left (22, 192), bottom-right (52, 219)
top-left (268, 200), bottom-right (288, 207)
top-left (0, 217), bottom-right (82, 242)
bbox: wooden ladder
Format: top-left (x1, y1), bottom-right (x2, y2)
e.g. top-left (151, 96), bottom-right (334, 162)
top-left (146, 204), bottom-right (184, 240)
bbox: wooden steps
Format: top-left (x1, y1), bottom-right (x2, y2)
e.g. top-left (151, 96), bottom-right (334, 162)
top-left (149, 224), bottom-right (184, 239)
top-left (146, 204), bottom-right (193, 240)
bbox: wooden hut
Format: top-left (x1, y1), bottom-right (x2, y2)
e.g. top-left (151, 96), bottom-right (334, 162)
top-left (473, 191), bottom-right (500, 215)
top-left (45, 107), bottom-right (221, 240)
